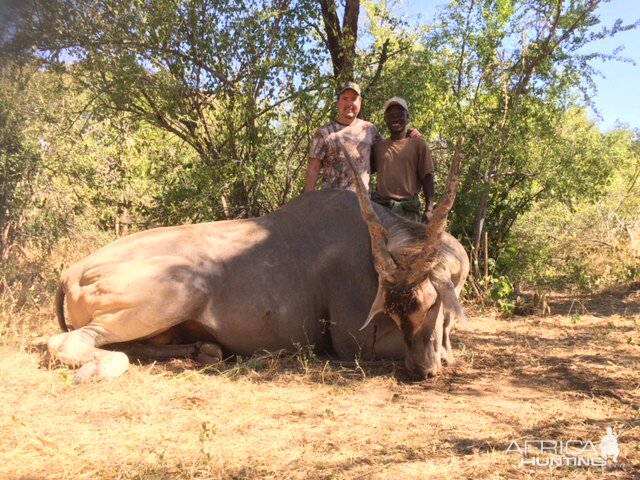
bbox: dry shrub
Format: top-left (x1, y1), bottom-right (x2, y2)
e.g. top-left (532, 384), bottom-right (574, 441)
top-left (504, 202), bottom-right (639, 292)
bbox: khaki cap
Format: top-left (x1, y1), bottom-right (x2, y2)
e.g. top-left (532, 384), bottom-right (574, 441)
top-left (337, 81), bottom-right (362, 97)
top-left (383, 96), bottom-right (408, 112)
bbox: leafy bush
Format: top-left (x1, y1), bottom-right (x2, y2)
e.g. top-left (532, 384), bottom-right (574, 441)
top-left (498, 126), bottom-right (640, 290)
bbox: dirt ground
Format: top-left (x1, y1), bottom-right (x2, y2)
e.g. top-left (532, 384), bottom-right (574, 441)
top-left (1, 288), bottom-right (638, 479)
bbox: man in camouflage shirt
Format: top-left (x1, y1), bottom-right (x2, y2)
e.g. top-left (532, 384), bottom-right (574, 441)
top-left (303, 81), bottom-right (382, 193)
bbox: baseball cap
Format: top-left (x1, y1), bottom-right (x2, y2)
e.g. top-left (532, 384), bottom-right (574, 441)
top-left (337, 81), bottom-right (362, 97)
top-left (383, 96), bottom-right (408, 112)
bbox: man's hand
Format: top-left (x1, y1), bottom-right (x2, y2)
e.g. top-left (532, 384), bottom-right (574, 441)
top-left (422, 209), bottom-right (433, 223)
top-left (407, 128), bottom-right (422, 138)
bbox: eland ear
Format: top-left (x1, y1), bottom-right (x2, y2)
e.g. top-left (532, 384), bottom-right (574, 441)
top-left (359, 307), bottom-right (385, 331)
top-left (430, 265), bottom-right (472, 332)
top-left (359, 282), bottom-right (397, 330)
top-left (456, 309), bottom-right (473, 332)
top-left (360, 283), bottom-right (386, 330)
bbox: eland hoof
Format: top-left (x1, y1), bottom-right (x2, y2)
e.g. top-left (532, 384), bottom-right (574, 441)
top-left (72, 351), bottom-right (129, 384)
top-left (196, 343), bottom-right (223, 365)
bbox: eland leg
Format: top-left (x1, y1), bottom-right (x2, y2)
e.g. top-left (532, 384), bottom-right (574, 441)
top-left (111, 341), bottom-right (223, 365)
top-left (48, 306), bottom-right (203, 383)
top-left (48, 325), bottom-right (130, 384)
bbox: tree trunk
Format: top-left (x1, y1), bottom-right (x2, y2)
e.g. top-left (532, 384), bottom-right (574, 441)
top-left (318, 0), bottom-right (360, 80)
top-left (471, 184), bottom-right (489, 278)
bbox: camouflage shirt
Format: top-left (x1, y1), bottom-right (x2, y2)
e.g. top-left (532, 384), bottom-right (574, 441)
top-left (308, 118), bottom-right (382, 191)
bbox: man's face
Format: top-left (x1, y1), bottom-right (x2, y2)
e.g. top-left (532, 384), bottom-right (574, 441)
top-left (337, 89), bottom-right (362, 124)
top-left (384, 105), bottom-right (408, 134)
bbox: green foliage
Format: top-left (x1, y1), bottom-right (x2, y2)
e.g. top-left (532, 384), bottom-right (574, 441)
top-left (4, 0), bottom-right (330, 218)
top-left (475, 255), bottom-right (516, 316)
top-left (499, 125), bottom-right (640, 290)
top-left (486, 274), bottom-right (515, 317)
top-left (0, 64), bottom-right (43, 260)
top-left (364, 0), bottom-right (639, 283)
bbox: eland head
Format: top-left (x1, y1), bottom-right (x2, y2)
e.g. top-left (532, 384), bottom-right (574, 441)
top-left (342, 137), bottom-right (470, 379)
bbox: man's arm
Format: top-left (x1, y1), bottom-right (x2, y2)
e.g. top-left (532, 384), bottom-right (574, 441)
top-left (421, 173), bottom-right (434, 222)
top-left (303, 157), bottom-right (322, 192)
top-left (370, 145), bottom-right (377, 174)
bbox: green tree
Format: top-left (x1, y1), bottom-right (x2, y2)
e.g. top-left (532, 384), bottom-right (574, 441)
top-left (502, 123), bottom-right (639, 289)
top-left (2, 0), bottom-right (638, 293)
top-left (4, 0), bottom-right (330, 217)
top-left (0, 57), bottom-right (206, 264)
top-left (318, 0), bottom-right (360, 81)
top-left (0, 63), bottom-right (42, 260)
top-left (371, 0), bottom-right (638, 278)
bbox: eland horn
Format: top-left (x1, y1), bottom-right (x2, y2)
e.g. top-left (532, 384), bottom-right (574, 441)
top-left (338, 143), bottom-right (397, 284)
top-left (408, 136), bottom-right (463, 284)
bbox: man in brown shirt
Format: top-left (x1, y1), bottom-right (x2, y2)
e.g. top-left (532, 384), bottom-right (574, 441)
top-left (372, 97), bottom-right (434, 223)
top-left (304, 81), bottom-right (382, 193)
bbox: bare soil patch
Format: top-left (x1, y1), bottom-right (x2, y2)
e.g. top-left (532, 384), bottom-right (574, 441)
top-left (1, 289), bottom-right (638, 479)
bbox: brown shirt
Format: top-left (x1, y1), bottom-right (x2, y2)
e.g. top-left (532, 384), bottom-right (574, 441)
top-left (309, 118), bottom-right (382, 191)
top-left (373, 137), bottom-right (434, 200)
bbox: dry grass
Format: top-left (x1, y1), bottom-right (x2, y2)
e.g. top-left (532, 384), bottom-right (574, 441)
top-left (1, 289), bottom-right (639, 479)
